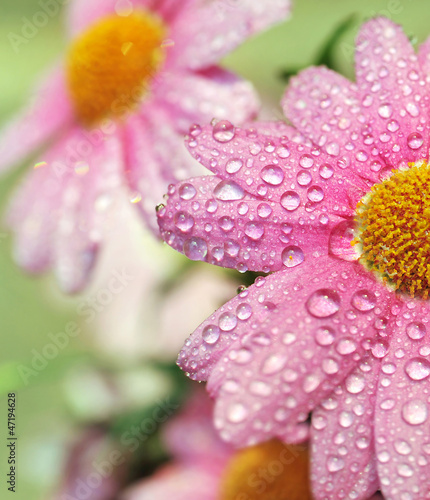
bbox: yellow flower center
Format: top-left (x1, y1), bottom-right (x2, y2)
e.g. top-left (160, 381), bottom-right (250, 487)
top-left (66, 11), bottom-right (166, 126)
top-left (355, 160), bottom-right (430, 299)
top-left (219, 440), bottom-right (311, 500)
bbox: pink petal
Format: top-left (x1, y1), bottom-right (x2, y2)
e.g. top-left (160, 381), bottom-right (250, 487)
top-left (122, 463), bottom-right (222, 500)
top-left (418, 35), bottom-right (430, 76)
top-left (168, 0), bottom-right (291, 70)
top-left (311, 356), bottom-right (380, 499)
top-left (124, 109), bottom-right (201, 234)
top-left (181, 256), bottom-right (394, 447)
top-left (282, 67), bottom-right (381, 183)
top-left (375, 300), bottom-right (430, 499)
top-left (157, 175), bottom-right (347, 274)
top-left (152, 67), bottom-right (259, 131)
top-left (0, 65), bottom-right (72, 174)
top-left (185, 123), bottom-right (369, 215)
top-left (355, 18), bottom-right (430, 168)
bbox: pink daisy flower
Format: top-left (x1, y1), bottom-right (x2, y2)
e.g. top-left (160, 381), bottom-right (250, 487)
top-left (158, 17), bottom-right (430, 499)
top-left (0, 0), bottom-right (291, 293)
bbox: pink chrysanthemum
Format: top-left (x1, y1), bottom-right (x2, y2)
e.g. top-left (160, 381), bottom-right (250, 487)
top-left (158, 17), bottom-right (430, 499)
top-left (0, 0), bottom-right (291, 292)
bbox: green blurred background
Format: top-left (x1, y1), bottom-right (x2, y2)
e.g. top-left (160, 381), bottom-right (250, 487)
top-left (0, 0), bottom-right (429, 498)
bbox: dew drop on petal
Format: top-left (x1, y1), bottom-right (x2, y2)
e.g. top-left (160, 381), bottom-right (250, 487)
top-left (202, 324), bottom-right (220, 344)
top-left (306, 289), bottom-right (341, 318)
top-left (315, 326), bottom-right (336, 346)
top-left (404, 357), bottom-right (430, 381)
top-left (214, 180), bottom-right (245, 201)
top-left (299, 154), bottom-right (314, 168)
top-left (174, 211), bottom-right (194, 232)
top-left (227, 402), bottom-right (248, 423)
top-left (297, 170), bottom-right (312, 186)
top-left (378, 103), bottom-right (393, 119)
top-left (319, 163), bottom-right (334, 179)
top-left (280, 191), bottom-right (301, 211)
top-left (257, 203), bottom-right (272, 218)
top-left (178, 183), bottom-right (197, 200)
top-left (226, 158), bottom-right (243, 174)
top-left (260, 165), bottom-right (285, 186)
top-left (183, 237), bottom-right (207, 261)
top-left (406, 322), bottom-right (426, 340)
top-left (307, 185), bottom-right (324, 202)
top-left (244, 222), bottom-right (265, 240)
top-left (351, 289), bottom-right (376, 311)
top-left (407, 132), bottom-right (424, 150)
top-left (371, 339), bottom-right (389, 359)
top-left (262, 353), bottom-right (287, 375)
top-left (213, 120), bottom-right (235, 143)
top-left (219, 312), bottom-right (238, 332)
top-left (236, 303), bottom-right (252, 320)
top-left (345, 373), bottom-right (366, 394)
top-left (281, 246), bottom-right (304, 268)
top-left (328, 220), bottom-right (357, 262)
top-left (327, 456), bottom-right (345, 472)
top-left (402, 399), bottom-right (428, 425)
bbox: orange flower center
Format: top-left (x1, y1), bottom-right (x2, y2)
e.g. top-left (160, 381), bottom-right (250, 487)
top-left (66, 11), bottom-right (166, 126)
top-left (219, 440), bottom-right (311, 500)
top-left (354, 160), bottom-right (430, 299)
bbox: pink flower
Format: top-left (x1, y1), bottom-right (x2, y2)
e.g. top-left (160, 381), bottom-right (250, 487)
top-left (158, 17), bottom-right (430, 499)
top-left (0, 0), bottom-right (291, 293)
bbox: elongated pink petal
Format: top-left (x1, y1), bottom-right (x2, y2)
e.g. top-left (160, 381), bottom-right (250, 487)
top-left (152, 67), bottom-right (259, 131)
top-left (282, 67), bottom-right (383, 183)
top-left (418, 35), bottom-right (430, 76)
top-left (122, 463), bottom-right (222, 500)
top-left (0, 65), bottom-right (72, 174)
top-left (158, 175), bottom-right (348, 273)
top-left (168, 0), bottom-right (291, 69)
top-left (181, 256), bottom-right (394, 447)
top-left (185, 123), bottom-right (369, 215)
top-left (375, 300), bottom-right (430, 499)
top-left (311, 356), bottom-right (380, 500)
top-left (355, 18), bottom-right (430, 168)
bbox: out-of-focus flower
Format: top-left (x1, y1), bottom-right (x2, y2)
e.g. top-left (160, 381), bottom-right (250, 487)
top-left (122, 390), bottom-right (312, 500)
top-left (0, 0), bottom-right (291, 293)
top-left (158, 18), bottom-right (430, 499)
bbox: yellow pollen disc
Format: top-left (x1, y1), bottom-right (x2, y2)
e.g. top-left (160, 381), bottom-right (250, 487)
top-left (219, 440), bottom-right (311, 500)
top-left (66, 12), bottom-right (166, 126)
top-left (354, 160), bottom-right (430, 299)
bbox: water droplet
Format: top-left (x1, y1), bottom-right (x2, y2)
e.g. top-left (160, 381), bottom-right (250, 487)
top-left (250, 380), bottom-right (272, 397)
top-left (306, 289), bottom-right (341, 318)
top-left (378, 103), bottom-right (393, 119)
top-left (307, 185), bottom-right (324, 202)
top-left (394, 439), bottom-right (412, 455)
top-left (174, 211), bottom-right (194, 232)
top-left (299, 154), bottom-right (314, 168)
top-left (371, 339), bottom-right (389, 358)
top-left (213, 120), bottom-right (235, 142)
top-left (345, 373), bottom-right (365, 394)
top-left (315, 326), bottom-right (336, 346)
top-left (225, 239), bottom-right (240, 257)
top-left (179, 183), bottom-right (197, 200)
top-left (202, 324), bottom-right (220, 344)
top-left (257, 203), bottom-right (272, 218)
top-left (407, 132), bottom-right (424, 150)
top-left (226, 158), bottom-right (243, 174)
top-left (397, 463), bottom-right (414, 477)
top-left (262, 353), bottom-right (287, 374)
top-left (227, 402), bottom-right (248, 423)
top-left (338, 411), bottom-right (354, 428)
top-left (297, 170), bottom-right (312, 186)
top-left (244, 222), bottom-right (264, 240)
top-left (218, 216), bottom-right (234, 231)
top-left (328, 220), bottom-right (357, 262)
top-left (205, 199), bottom-right (218, 213)
top-left (281, 246), bottom-right (304, 268)
top-left (236, 303), bottom-right (252, 320)
top-left (319, 163), bottom-right (334, 179)
top-left (402, 399), bottom-right (428, 425)
top-left (351, 289), bottom-right (376, 311)
top-left (303, 374), bottom-right (321, 392)
top-left (218, 312), bottom-right (238, 332)
top-left (327, 456), bottom-right (345, 472)
top-left (214, 180), bottom-right (245, 201)
top-left (280, 191), bottom-right (301, 211)
top-left (406, 322), bottom-right (426, 340)
top-left (183, 237), bottom-right (207, 261)
top-left (260, 165), bottom-right (285, 186)
top-left (335, 338), bottom-right (357, 355)
top-left (405, 357), bottom-right (430, 381)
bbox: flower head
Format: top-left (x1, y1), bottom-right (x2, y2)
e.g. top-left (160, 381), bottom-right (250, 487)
top-left (0, 0), bottom-right (291, 292)
top-left (158, 18), bottom-right (430, 499)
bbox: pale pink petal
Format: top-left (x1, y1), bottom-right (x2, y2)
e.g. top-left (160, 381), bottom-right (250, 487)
top-left (311, 356), bottom-right (380, 499)
top-left (355, 18), bottom-right (430, 167)
top-left (53, 128), bottom-right (124, 293)
top-left (152, 67), bottom-right (259, 131)
top-left (282, 67), bottom-right (381, 183)
top-left (185, 123), bottom-right (369, 215)
top-left (122, 464), bottom-right (222, 500)
top-left (0, 65), bottom-right (73, 173)
top-left (418, 35), bottom-right (430, 76)
top-left (375, 300), bottom-right (430, 499)
top-left (168, 0), bottom-right (291, 69)
top-left (180, 256), bottom-right (394, 447)
top-left (158, 175), bottom-right (347, 274)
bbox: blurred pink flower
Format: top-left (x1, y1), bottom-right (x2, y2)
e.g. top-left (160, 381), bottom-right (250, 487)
top-left (0, 0), bottom-right (291, 293)
top-left (158, 18), bottom-right (430, 499)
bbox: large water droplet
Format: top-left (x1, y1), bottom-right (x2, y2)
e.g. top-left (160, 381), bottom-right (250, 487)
top-left (202, 324), bottom-right (220, 344)
top-left (319, 163), bottom-right (334, 179)
top-left (213, 120), bottom-right (235, 142)
top-left (327, 456), bottom-right (345, 472)
top-left (225, 158), bottom-right (243, 174)
top-left (402, 399), bottom-right (428, 425)
top-left (260, 165), bottom-right (285, 186)
top-left (351, 289), bottom-right (376, 311)
top-left (174, 211), bottom-right (194, 232)
top-left (219, 312), bottom-right (238, 332)
top-left (307, 185), bottom-right (325, 202)
top-left (404, 357), bottom-right (430, 381)
top-left (281, 246), bottom-right (304, 268)
top-left (299, 154), bottom-right (314, 168)
top-left (179, 183), bottom-right (197, 200)
top-left (315, 326), bottom-right (336, 346)
top-left (378, 103), bottom-right (393, 119)
top-left (407, 132), bottom-right (424, 150)
top-left (345, 373), bottom-right (365, 394)
top-left (262, 353), bottom-right (287, 374)
top-left (328, 220), bottom-right (357, 262)
top-left (236, 303), bottom-right (252, 320)
top-left (297, 170), bottom-right (312, 186)
top-left (227, 402), bottom-right (248, 423)
top-left (244, 222), bottom-right (265, 240)
top-left (406, 322), bottom-right (426, 340)
top-left (306, 289), bottom-right (341, 318)
top-left (214, 180), bottom-right (245, 201)
top-left (280, 191), bottom-right (301, 211)
top-left (183, 237), bottom-right (207, 261)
